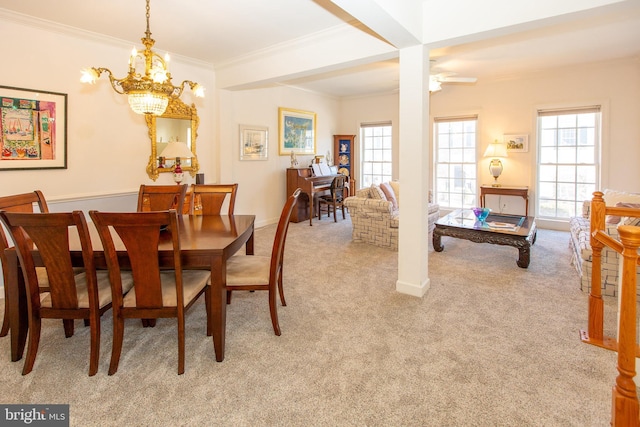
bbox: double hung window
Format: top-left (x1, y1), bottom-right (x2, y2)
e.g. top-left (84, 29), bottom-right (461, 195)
top-left (434, 116), bottom-right (478, 209)
top-left (537, 107), bottom-right (600, 219)
top-left (359, 123), bottom-right (392, 187)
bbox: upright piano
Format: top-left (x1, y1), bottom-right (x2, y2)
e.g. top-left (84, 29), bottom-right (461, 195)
top-left (286, 167), bottom-right (341, 225)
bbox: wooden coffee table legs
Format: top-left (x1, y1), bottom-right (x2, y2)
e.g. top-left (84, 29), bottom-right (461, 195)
top-left (433, 232), bottom-right (444, 253)
top-left (432, 226), bottom-right (537, 269)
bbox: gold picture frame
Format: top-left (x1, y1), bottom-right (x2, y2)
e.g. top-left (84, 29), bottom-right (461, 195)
top-left (278, 107), bottom-right (316, 156)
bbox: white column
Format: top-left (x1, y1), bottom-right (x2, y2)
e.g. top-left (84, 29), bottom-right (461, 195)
top-left (396, 44), bottom-right (431, 297)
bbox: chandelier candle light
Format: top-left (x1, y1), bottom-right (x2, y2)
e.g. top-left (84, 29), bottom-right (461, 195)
top-left (80, 0), bottom-right (204, 116)
top-left (483, 139), bottom-right (508, 187)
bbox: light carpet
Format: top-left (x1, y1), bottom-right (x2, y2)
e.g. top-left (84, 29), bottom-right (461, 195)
top-left (0, 213), bottom-right (623, 426)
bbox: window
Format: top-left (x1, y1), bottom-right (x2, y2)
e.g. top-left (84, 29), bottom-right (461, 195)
top-left (537, 106), bottom-right (600, 219)
top-left (434, 116), bottom-right (478, 209)
top-left (360, 123), bottom-right (392, 187)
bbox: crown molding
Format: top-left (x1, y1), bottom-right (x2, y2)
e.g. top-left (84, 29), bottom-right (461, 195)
top-left (0, 8), bottom-right (213, 70)
top-left (215, 20), bottom-right (382, 70)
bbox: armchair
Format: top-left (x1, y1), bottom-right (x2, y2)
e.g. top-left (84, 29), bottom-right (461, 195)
top-left (344, 182), bottom-right (439, 251)
top-left (569, 190), bottom-right (640, 297)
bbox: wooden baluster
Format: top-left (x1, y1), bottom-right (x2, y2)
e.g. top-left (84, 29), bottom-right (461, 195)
top-left (611, 225), bottom-right (640, 426)
top-left (588, 191), bottom-right (606, 342)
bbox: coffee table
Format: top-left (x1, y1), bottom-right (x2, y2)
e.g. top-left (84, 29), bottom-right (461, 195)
top-left (433, 209), bottom-right (537, 268)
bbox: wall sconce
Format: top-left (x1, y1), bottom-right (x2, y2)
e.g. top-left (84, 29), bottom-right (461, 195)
top-left (160, 141), bottom-right (193, 184)
top-left (483, 140), bottom-right (508, 187)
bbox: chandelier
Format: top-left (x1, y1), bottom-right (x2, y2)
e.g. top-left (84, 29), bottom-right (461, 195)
top-left (80, 0), bottom-right (204, 115)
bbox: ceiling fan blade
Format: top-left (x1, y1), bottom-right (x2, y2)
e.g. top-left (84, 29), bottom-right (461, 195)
top-left (440, 76), bottom-right (477, 83)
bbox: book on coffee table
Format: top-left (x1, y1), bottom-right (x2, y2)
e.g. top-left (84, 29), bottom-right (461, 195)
top-left (487, 221), bottom-right (518, 231)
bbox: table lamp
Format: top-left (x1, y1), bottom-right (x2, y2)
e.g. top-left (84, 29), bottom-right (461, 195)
top-left (483, 140), bottom-right (508, 187)
top-left (159, 141), bottom-right (193, 184)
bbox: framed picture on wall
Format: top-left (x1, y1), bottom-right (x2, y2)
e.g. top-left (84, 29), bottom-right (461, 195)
top-left (0, 85), bottom-right (67, 170)
top-left (278, 107), bottom-right (316, 155)
top-left (239, 124), bottom-right (268, 161)
top-left (504, 134), bottom-right (528, 153)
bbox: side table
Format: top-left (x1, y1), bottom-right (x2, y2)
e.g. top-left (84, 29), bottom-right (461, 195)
top-left (480, 185), bottom-right (529, 216)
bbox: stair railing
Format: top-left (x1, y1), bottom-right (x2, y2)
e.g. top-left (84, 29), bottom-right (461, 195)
top-left (580, 191), bottom-right (640, 426)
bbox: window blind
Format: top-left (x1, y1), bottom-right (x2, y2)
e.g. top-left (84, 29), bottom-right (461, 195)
top-left (433, 115), bottom-right (478, 123)
top-left (537, 106), bottom-right (600, 116)
top-left (360, 121), bottom-right (392, 128)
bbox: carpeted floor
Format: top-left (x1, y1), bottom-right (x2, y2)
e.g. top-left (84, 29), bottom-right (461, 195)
top-left (0, 213), bottom-right (623, 426)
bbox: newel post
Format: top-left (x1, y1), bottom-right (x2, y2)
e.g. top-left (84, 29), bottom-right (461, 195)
top-left (611, 225), bottom-right (640, 426)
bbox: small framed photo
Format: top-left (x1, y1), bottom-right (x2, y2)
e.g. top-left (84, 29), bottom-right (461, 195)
top-left (0, 85), bottom-right (67, 170)
top-left (504, 134), bottom-right (528, 153)
top-left (278, 107), bottom-right (316, 156)
top-left (239, 124), bottom-right (268, 161)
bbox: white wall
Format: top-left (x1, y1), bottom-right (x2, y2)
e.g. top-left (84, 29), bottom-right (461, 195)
top-left (219, 86), bottom-right (340, 226)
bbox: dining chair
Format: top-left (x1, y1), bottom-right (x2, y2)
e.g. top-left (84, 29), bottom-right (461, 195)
top-left (189, 183), bottom-right (238, 215)
top-left (224, 188), bottom-right (301, 336)
top-left (317, 175), bottom-right (347, 222)
top-left (0, 191), bottom-right (50, 338)
top-left (0, 210), bottom-right (133, 376)
top-left (89, 209), bottom-right (211, 375)
top-left (137, 184), bottom-right (189, 215)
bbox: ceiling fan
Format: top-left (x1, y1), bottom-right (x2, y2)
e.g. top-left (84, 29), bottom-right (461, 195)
top-left (429, 72), bottom-right (477, 92)
top-left (428, 58), bottom-right (477, 92)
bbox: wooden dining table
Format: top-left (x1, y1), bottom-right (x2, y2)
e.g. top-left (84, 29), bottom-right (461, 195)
top-left (4, 214), bottom-right (255, 363)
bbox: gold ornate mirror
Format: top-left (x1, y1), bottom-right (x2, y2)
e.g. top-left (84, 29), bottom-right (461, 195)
top-left (146, 97), bottom-right (200, 180)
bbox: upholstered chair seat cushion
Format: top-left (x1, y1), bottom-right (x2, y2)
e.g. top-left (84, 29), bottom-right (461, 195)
top-left (39, 271), bottom-right (134, 309)
top-left (225, 255), bottom-right (271, 285)
top-left (123, 270), bottom-right (210, 307)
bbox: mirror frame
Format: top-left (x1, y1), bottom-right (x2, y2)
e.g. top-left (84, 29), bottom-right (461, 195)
top-left (146, 97), bottom-right (200, 180)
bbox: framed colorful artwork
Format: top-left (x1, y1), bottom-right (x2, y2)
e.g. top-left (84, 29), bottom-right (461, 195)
top-left (239, 124), bottom-right (268, 161)
top-left (278, 107), bottom-right (316, 156)
top-left (504, 134), bottom-right (528, 153)
top-left (0, 85), bottom-right (67, 170)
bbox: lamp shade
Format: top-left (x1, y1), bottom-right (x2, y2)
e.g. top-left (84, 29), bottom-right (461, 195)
top-left (483, 140), bottom-right (508, 158)
top-left (160, 141), bottom-right (193, 159)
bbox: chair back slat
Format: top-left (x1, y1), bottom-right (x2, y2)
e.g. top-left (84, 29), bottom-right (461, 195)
top-left (330, 175), bottom-right (346, 201)
top-left (90, 210), bottom-right (180, 309)
top-left (190, 183), bottom-right (238, 215)
top-left (137, 184), bottom-right (188, 214)
top-left (33, 225), bottom-right (77, 308)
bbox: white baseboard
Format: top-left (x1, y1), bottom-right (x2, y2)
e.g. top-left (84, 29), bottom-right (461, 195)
top-left (396, 277), bottom-right (430, 297)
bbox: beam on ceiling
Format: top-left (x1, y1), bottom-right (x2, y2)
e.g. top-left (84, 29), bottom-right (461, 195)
top-left (330, 0), bottom-right (422, 48)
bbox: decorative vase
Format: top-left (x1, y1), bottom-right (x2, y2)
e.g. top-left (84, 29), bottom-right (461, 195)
top-left (472, 207), bottom-right (491, 222)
